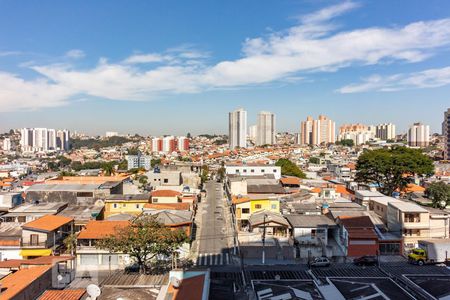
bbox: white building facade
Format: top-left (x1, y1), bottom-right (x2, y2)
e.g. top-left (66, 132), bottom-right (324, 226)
top-left (229, 108), bottom-right (247, 149)
top-left (256, 111), bottom-right (276, 146)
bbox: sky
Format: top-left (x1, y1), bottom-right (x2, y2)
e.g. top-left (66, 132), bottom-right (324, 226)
top-left (0, 0), bottom-right (449, 136)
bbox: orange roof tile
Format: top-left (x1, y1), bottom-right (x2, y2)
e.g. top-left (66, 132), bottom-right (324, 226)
top-left (22, 215), bottom-right (73, 232)
top-left (167, 274), bottom-right (205, 300)
top-left (404, 183), bottom-right (426, 193)
top-left (0, 239), bottom-right (20, 246)
top-left (0, 265), bottom-right (52, 299)
top-left (280, 177), bottom-right (301, 185)
top-left (311, 187), bottom-right (321, 193)
top-left (335, 185), bottom-right (354, 195)
top-left (231, 196), bottom-right (250, 205)
top-left (77, 220), bottom-right (129, 239)
top-left (39, 289), bottom-right (86, 300)
top-left (151, 190), bottom-right (181, 197)
top-left (144, 203), bottom-right (190, 211)
top-left (339, 216), bottom-right (374, 228)
top-left (0, 259), bottom-right (25, 269)
top-left (22, 255), bottom-right (75, 266)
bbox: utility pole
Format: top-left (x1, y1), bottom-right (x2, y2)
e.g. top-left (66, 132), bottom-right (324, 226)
top-left (262, 214), bottom-right (267, 265)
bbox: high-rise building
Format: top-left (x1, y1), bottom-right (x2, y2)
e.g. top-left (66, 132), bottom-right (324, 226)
top-left (408, 122), bottom-right (430, 148)
top-left (32, 128), bottom-right (49, 151)
top-left (300, 115), bottom-right (335, 146)
top-left (229, 108), bottom-right (247, 149)
top-left (56, 130), bottom-right (70, 151)
top-left (126, 153), bottom-right (151, 170)
top-left (375, 123), bottom-right (396, 140)
top-left (151, 137), bottom-right (162, 152)
top-left (248, 125), bottom-right (257, 141)
top-left (444, 108), bottom-right (450, 160)
top-left (162, 136), bottom-right (176, 153)
top-left (338, 123), bottom-right (375, 145)
top-left (177, 136), bottom-right (190, 151)
top-left (20, 128), bottom-right (70, 152)
top-left (256, 111), bottom-right (276, 146)
top-left (2, 138), bottom-right (11, 151)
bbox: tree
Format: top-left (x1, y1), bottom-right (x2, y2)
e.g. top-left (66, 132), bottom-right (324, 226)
top-left (217, 161), bottom-right (226, 182)
top-left (118, 159), bottom-right (128, 170)
top-left (309, 157), bottom-right (320, 164)
top-left (200, 165), bottom-right (209, 184)
top-left (151, 158), bottom-right (161, 168)
top-left (138, 175), bottom-right (148, 190)
top-left (355, 146), bottom-right (434, 196)
top-left (426, 182), bottom-right (450, 209)
top-left (275, 159), bottom-right (306, 179)
top-left (102, 162), bottom-right (115, 176)
top-left (96, 216), bottom-right (187, 273)
top-left (336, 139), bottom-right (354, 147)
top-left (63, 233), bottom-right (77, 255)
top-left (186, 132), bottom-right (192, 139)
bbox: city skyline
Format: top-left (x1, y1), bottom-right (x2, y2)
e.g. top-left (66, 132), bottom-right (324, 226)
top-left (1, 1), bottom-right (450, 135)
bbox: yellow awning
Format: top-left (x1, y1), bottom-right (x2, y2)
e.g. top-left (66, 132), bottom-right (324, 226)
top-left (20, 249), bottom-right (52, 257)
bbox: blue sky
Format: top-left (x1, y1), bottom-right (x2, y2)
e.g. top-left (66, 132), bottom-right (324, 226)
top-left (0, 0), bottom-right (449, 136)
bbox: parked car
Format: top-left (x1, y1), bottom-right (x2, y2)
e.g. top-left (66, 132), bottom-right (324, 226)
top-left (309, 257), bottom-right (331, 267)
top-left (353, 255), bottom-right (378, 266)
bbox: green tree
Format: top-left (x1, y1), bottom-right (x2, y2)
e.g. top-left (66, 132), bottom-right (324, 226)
top-left (63, 233), bottom-right (77, 255)
top-left (151, 158), bottom-right (161, 168)
top-left (102, 162), bottom-right (115, 176)
top-left (96, 216), bottom-right (187, 273)
top-left (275, 159), bottom-right (306, 179)
top-left (355, 146), bottom-right (434, 196)
top-left (118, 159), bottom-right (128, 170)
top-left (336, 139), bottom-right (354, 147)
top-left (309, 157), bottom-right (320, 164)
top-left (200, 165), bottom-right (209, 184)
top-left (138, 175), bottom-right (148, 190)
top-left (426, 181), bottom-right (450, 209)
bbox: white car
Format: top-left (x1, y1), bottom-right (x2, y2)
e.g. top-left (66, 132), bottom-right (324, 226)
top-left (309, 257), bottom-right (331, 267)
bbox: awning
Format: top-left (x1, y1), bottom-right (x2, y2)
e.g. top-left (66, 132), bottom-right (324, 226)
top-left (20, 249), bottom-right (52, 257)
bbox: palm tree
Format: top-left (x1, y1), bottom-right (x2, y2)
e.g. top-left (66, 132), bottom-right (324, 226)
top-left (63, 233), bottom-right (77, 256)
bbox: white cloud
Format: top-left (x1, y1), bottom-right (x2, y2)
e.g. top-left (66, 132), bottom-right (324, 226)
top-left (65, 49), bottom-right (85, 59)
top-left (338, 66), bottom-right (450, 93)
top-left (2, 2), bottom-right (450, 111)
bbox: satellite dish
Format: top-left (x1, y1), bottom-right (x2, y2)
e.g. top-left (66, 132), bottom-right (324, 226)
top-left (86, 284), bottom-right (101, 299)
top-left (170, 276), bottom-right (181, 288)
top-left (57, 274), bottom-right (63, 281)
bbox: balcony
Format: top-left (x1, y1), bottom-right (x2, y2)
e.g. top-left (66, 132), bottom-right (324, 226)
top-left (21, 241), bottom-right (50, 248)
top-left (402, 222), bottom-right (428, 229)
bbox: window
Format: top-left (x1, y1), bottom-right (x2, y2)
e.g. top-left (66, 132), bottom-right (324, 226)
top-left (136, 204), bottom-right (140, 209)
top-left (122, 203), bottom-right (126, 207)
top-left (80, 254), bottom-right (98, 266)
top-left (250, 169), bottom-right (255, 173)
top-left (153, 198), bottom-right (158, 203)
top-left (164, 179), bottom-right (169, 183)
top-left (261, 169), bottom-right (265, 173)
top-left (113, 203), bottom-right (118, 208)
top-left (242, 208), bottom-right (250, 214)
top-left (102, 254), bottom-right (119, 265)
top-left (271, 204), bottom-right (277, 209)
top-left (243, 169), bottom-right (247, 173)
top-left (311, 230), bottom-right (316, 238)
top-left (236, 170), bottom-right (239, 174)
top-left (30, 234), bottom-right (39, 246)
top-left (255, 204), bottom-right (262, 209)
top-left (273, 169), bottom-right (277, 173)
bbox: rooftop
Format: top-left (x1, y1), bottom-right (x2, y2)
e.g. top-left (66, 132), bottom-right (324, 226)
top-left (388, 201), bottom-right (428, 212)
top-left (151, 190), bottom-right (181, 197)
top-left (106, 193), bottom-right (151, 201)
top-left (39, 289), bottom-right (86, 300)
top-left (285, 214), bottom-right (336, 228)
top-left (0, 265), bottom-right (52, 299)
top-left (77, 220), bottom-right (129, 239)
top-left (22, 214), bottom-right (73, 232)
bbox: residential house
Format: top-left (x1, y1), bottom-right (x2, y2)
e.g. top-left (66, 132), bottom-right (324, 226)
top-left (0, 222), bottom-right (22, 260)
top-left (151, 190), bottom-right (182, 204)
top-left (76, 220), bottom-right (130, 271)
top-left (104, 194), bottom-right (151, 219)
top-left (2, 202), bottom-right (68, 224)
top-left (20, 215), bottom-right (74, 258)
top-left (232, 195), bottom-right (280, 230)
top-left (157, 269), bottom-right (210, 300)
top-left (337, 216), bottom-right (379, 257)
top-left (355, 190), bottom-right (385, 207)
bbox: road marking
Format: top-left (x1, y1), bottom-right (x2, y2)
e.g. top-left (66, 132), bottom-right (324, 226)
top-left (219, 253), bottom-right (223, 265)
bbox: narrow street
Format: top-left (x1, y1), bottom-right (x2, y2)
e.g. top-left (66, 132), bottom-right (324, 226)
top-left (194, 180), bottom-right (236, 266)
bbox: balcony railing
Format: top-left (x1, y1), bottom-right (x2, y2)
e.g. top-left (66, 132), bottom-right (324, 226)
top-left (21, 241), bottom-right (50, 248)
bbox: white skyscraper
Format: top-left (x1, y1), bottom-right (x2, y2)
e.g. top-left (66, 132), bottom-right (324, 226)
top-left (229, 108), bottom-right (247, 149)
top-left (56, 129), bottom-right (70, 151)
top-left (20, 128), bottom-right (33, 152)
top-left (48, 129), bottom-right (57, 150)
top-left (32, 128), bottom-right (48, 151)
top-left (248, 125), bottom-right (257, 141)
top-left (2, 138), bottom-right (11, 151)
top-left (375, 123), bottom-right (396, 140)
top-left (256, 111), bottom-right (276, 146)
top-left (408, 122), bottom-right (430, 147)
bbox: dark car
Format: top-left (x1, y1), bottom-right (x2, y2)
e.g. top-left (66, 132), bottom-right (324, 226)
top-left (353, 255), bottom-right (378, 266)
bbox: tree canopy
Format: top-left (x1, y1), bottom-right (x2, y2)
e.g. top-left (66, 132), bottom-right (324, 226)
top-left (96, 216), bottom-right (187, 273)
top-left (355, 146), bottom-right (434, 196)
top-left (336, 139), bottom-right (354, 147)
top-left (426, 181), bottom-right (450, 209)
top-left (275, 158), bottom-right (306, 179)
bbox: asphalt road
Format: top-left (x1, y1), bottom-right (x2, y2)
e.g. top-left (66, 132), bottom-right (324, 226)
top-left (196, 181), bottom-right (233, 265)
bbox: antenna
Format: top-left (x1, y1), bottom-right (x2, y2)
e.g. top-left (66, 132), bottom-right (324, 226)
top-left (86, 284), bottom-right (101, 300)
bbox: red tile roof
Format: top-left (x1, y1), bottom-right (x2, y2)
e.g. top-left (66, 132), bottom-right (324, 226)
top-left (280, 177), bottom-right (301, 186)
top-left (0, 259), bottom-right (24, 269)
top-left (39, 289), bottom-right (86, 300)
top-left (0, 265), bottom-right (51, 299)
top-left (339, 216), bottom-right (374, 228)
top-left (167, 274), bottom-right (205, 300)
top-left (151, 190), bottom-right (181, 197)
top-left (77, 220), bottom-right (129, 239)
top-left (22, 215), bottom-right (73, 232)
